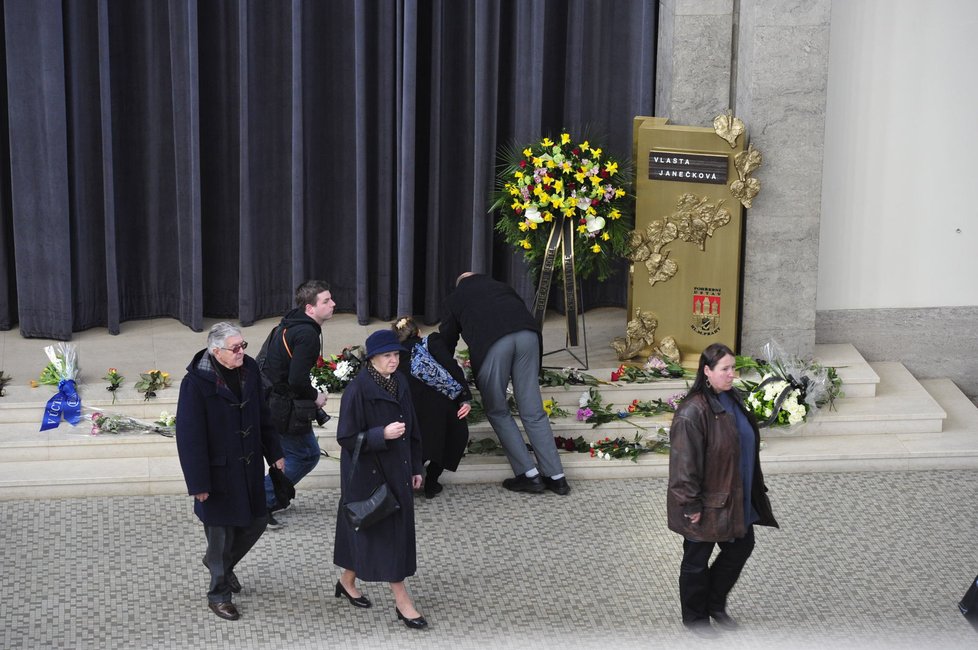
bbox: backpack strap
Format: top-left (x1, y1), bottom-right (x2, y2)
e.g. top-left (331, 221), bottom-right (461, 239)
top-left (281, 327), bottom-right (292, 358)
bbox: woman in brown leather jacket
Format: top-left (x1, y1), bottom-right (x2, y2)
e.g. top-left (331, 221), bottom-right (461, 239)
top-left (667, 343), bottom-right (778, 636)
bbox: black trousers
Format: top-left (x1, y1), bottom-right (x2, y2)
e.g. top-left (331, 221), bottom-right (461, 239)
top-left (679, 526), bottom-right (755, 625)
top-left (203, 514), bottom-right (268, 603)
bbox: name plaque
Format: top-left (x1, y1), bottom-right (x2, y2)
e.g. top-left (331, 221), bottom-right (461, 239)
top-left (649, 150), bottom-right (728, 184)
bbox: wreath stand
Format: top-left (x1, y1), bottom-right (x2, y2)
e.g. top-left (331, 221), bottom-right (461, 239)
top-left (543, 303), bottom-right (588, 370)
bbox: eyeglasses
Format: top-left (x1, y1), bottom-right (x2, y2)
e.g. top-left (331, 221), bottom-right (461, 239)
top-left (221, 342), bottom-right (248, 353)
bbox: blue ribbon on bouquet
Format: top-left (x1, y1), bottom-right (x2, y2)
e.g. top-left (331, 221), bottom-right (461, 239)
top-left (39, 379), bottom-right (83, 431)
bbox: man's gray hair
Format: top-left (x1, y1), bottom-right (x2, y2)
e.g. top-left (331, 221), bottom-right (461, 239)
top-left (207, 321), bottom-right (242, 351)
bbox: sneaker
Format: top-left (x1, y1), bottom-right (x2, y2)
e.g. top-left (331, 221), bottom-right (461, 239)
top-left (266, 512), bottom-right (285, 530)
top-left (502, 474), bottom-right (545, 494)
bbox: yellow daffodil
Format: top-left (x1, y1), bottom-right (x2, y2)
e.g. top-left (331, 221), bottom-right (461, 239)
top-left (615, 188), bottom-right (625, 198)
top-left (545, 160), bottom-right (556, 169)
top-left (563, 206), bottom-right (576, 218)
top-left (561, 133), bottom-right (570, 145)
top-left (550, 195), bottom-right (565, 208)
top-left (591, 243), bottom-right (601, 253)
top-left (601, 232), bottom-right (610, 241)
top-left (542, 175), bottom-right (554, 186)
top-left (589, 175), bottom-right (603, 186)
top-left (575, 172), bottom-right (587, 183)
top-left (519, 221), bottom-right (529, 231)
top-left (519, 238), bottom-right (532, 249)
top-left (523, 147), bottom-right (532, 158)
top-left (511, 199), bottom-right (523, 211)
top-left (541, 137), bottom-right (554, 147)
top-left (586, 206), bottom-right (596, 216)
top-left (577, 224), bottom-right (587, 234)
top-left (543, 211), bottom-right (554, 222)
top-left (553, 179), bottom-right (564, 193)
top-left (532, 156), bottom-right (543, 167)
top-left (539, 193), bottom-right (551, 205)
top-left (581, 140), bottom-right (590, 151)
top-left (543, 399), bottom-right (554, 416)
top-left (605, 161), bottom-right (618, 175)
top-left (609, 208), bottom-right (621, 220)
top-left (592, 148), bottom-right (602, 159)
top-left (561, 161), bottom-right (572, 171)
top-left (515, 171), bottom-right (524, 181)
top-left (529, 221), bottom-right (538, 230)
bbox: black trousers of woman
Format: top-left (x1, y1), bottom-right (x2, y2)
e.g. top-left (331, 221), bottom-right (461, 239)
top-left (679, 526), bottom-right (755, 625)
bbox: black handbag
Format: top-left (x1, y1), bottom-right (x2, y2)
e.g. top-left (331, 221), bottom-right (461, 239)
top-left (342, 431), bottom-right (400, 531)
top-left (959, 574), bottom-right (978, 619)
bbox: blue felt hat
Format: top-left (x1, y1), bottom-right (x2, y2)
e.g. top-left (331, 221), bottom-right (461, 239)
top-left (364, 329), bottom-right (407, 359)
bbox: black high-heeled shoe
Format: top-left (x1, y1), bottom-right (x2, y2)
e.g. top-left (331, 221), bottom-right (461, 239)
top-left (396, 607), bottom-right (428, 629)
top-left (334, 581), bottom-right (372, 608)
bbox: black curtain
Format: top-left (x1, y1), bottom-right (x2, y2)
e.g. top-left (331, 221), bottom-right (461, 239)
top-left (0, 0), bottom-right (656, 339)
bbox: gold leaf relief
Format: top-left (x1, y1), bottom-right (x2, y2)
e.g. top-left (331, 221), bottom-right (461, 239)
top-left (713, 110), bottom-right (745, 149)
top-left (645, 253), bottom-right (678, 285)
top-left (735, 144), bottom-right (762, 177)
top-left (645, 220), bottom-right (678, 249)
top-left (730, 178), bottom-right (760, 208)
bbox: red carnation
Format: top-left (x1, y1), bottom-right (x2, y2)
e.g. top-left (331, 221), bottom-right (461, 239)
top-left (572, 148), bottom-right (580, 155)
top-left (519, 160), bottom-right (527, 168)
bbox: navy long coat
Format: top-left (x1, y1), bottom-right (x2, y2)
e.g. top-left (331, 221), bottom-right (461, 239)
top-left (333, 368), bottom-right (423, 582)
top-left (176, 350), bottom-right (283, 527)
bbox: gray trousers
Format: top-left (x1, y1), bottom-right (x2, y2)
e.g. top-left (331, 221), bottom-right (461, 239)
top-left (203, 515), bottom-right (267, 603)
top-left (477, 329), bottom-right (564, 478)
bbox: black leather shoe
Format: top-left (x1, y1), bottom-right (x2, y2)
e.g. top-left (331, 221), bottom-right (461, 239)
top-left (396, 607), bottom-right (429, 629)
top-left (424, 480), bottom-right (443, 499)
top-left (335, 581), bottom-right (372, 608)
top-left (542, 476), bottom-right (571, 495)
top-left (708, 610), bottom-right (738, 629)
top-left (208, 601), bottom-right (240, 621)
top-left (502, 474), bottom-right (545, 494)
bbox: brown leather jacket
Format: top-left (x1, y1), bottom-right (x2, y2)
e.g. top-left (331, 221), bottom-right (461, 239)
top-left (667, 389), bottom-right (778, 541)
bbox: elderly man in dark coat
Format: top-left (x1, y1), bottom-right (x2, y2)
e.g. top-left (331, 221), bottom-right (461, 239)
top-left (439, 271), bottom-right (570, 495)
top-left (176, 322), bottom-right (285, 621)
top-left (333, 329), bottom-right (428, 630)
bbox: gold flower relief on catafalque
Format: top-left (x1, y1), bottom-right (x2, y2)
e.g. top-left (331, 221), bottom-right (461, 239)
top-left (628, 193), bottom-right (731, 286)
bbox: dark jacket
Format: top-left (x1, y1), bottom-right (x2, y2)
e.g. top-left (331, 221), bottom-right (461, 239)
top-left (667, 389), bottom-right (778, 542)
top-left (396, 332), bottom-right (471, 471)
top-left (439, 273), bottom-right (542, 375)
top-left (175, 351), bottom-right (284, 527)
top-left (333, 368), bottom-right (423, 582)
top-left (262, 308), bottom-right (322, 401)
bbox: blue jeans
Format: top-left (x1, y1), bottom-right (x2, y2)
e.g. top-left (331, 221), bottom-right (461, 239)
top-left (264, 430), bottom-right (321, 509)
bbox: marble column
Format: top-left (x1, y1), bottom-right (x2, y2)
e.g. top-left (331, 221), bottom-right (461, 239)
top-left (655, 0), bottom-right (734, 128)
top-left (733, 0), bottom-right (832, 357)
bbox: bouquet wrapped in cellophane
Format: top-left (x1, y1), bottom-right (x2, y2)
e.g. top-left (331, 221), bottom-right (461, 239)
top-left (735, 341), bottom-right (843, 429)
top-left (39, 343), bottom-right (83, 431)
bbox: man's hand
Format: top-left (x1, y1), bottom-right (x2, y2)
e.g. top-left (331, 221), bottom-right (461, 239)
top-left (457, 403), bottom-right (471, 419)
top-left (412, 474), bottom-right (423, 490)
top-left (315, 392), bottom-right (328, 408)
top-left (194, 492), bottom-right (209, 502)
top-left (274, 458), bottom-right (285, 471)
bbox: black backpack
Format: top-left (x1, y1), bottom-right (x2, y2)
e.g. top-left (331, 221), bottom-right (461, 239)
top-left (255, 324), bottom-right (291, 400)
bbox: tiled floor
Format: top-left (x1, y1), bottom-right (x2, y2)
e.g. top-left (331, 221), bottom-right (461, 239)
top-left (1, 471), bottom-right (977, 649)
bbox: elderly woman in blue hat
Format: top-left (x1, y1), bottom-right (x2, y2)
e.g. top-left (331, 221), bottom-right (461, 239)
top-left (332, 329), bottom-right (427, 630)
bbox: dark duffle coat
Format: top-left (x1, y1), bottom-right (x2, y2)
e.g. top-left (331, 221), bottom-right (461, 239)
top-left (333, 368), bottom-right (423, 582)
top-left (176, 350), bottom-right (283, 527)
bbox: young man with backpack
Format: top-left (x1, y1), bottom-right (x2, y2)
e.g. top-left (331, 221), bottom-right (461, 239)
top-left (259, 280), bottom-right (335, 528)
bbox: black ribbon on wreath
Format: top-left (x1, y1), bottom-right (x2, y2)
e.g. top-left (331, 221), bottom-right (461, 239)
top-left (531, 218), bottom-right (579, 346)
top-left (754, 373), bottom-right (810, 429)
